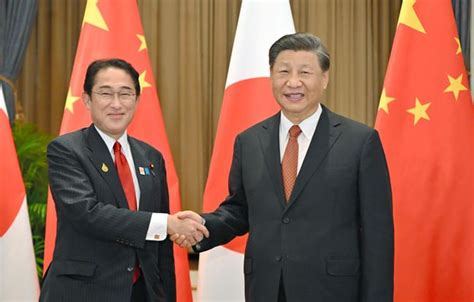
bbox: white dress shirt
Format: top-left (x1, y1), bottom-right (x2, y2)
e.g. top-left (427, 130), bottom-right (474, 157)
top-left (95, 126), bottom-right (167, 241)
top-left (279, 104), bottom-right (323, 174)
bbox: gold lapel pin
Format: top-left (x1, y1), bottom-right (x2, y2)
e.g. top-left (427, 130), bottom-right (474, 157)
top-left (101, 163), bottom-right (109, 173)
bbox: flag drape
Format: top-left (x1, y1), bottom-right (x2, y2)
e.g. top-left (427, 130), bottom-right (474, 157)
top-left (43, 1), bottom-right (192, 301)
top-left (197, 0), bottom-right (295, 300)
top-left (375, 0), bottom-right (474, 301)
top-left (0, 84), bottom-right (39, 301)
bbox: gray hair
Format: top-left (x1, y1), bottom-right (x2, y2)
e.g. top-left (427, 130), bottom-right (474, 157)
top-left (269, 32), bottom-right (330, 72)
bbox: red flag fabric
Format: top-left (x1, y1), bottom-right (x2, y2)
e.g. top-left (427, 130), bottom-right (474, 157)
top-left (0, 85), bottom-right (39, 300)
top-left (197, 0), bottom-right (295, 300)
top-left (375, 0), bottom-right (474, 301)
top-left (43, 1), bottom-right (192, 301)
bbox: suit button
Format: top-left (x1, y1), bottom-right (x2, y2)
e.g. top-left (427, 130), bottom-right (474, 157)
top-left (282, 217), bottom-right (290, 224)
top-left (127, 267), bottom-right (134, 272)
top-left (275, 256), bottom-right (282, 262)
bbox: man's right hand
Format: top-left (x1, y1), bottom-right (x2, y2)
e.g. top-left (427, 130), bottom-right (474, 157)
top-left (167, 211), bottom-right (208, 247)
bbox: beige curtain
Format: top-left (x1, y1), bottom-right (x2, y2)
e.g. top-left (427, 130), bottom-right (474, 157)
top-left (17, 0), bottom-right (401, 212)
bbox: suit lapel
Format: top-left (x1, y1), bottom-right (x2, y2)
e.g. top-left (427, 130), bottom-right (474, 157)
top-left (128, 138), bottom-right (155, 212)
top-left (85, 125), bottom-right (129, 209)
top-left (285, 106), bottom-right (342, 210)
top-left (258, 113), bottom-right (287, 208)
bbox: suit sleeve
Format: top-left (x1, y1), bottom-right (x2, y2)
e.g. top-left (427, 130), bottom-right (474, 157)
top-left (156, 155), bottom-right (176, 302)
top-left (195, 135), bottom-right (249, 252)
top-left (47, 138), bottom-right (152, 249)
top-left (358, 130), bottom-right (394, 302)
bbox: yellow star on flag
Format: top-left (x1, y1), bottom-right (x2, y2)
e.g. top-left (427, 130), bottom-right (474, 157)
top-left (398, 0), bottom-right (426, 34)
top-left (407, 98), bottom-right (431, 125)
top-left (444, 74), bottom-right (467, 100)
top-left (139, 71), bottom-right (152, 92)
top-left (378, 88), bottom-right (396, 114)
top-left (65, 88), bottom-right (80, 113)
top-left (137, 34), bottom-right (147, 52)
top-left (454, 37), bottom-right (462, 55)
top-left (83, 0), bottom-right (109, 31)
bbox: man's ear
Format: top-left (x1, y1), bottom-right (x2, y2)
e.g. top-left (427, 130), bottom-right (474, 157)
top-left (322, 71), bottom-right (329, 90)
top-left (82, 92), bottom-right (91, 109)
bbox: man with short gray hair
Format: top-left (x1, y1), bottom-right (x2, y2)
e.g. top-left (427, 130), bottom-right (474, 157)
top-left (177, 33), bottom-right (394, 301)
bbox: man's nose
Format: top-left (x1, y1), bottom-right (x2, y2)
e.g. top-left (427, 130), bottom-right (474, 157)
top-left (286, 74), bottom-right (302, 87)
top-left (110, 94), bottom-right (122, 107)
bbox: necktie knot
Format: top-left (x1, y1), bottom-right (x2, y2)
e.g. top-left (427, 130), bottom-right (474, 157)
top-left (113, 141), bottom-right (122, 153)
top-left (289, 125), bottom-right (301, 138)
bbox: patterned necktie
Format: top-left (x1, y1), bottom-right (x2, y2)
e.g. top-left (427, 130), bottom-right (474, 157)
top-left (282, 125), bottom-right (302, 202)
top-left (113, 142), bottom-right (140, 283)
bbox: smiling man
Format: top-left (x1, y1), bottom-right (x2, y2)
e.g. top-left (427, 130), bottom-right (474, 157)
top-left (40, 59), bottom-right (208, 302)
top-left (178, 33), bottom-right (394, 301)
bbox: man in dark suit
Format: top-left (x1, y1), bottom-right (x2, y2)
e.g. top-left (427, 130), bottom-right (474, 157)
top-left (40, 58), bottom-right (208, 302)
top-left (176, 33), bottom-right (394, 301)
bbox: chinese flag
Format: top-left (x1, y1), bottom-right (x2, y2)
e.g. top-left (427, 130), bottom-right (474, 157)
top-left (197, 0), bottom-right (294, 300)
top-left (375, 0), bottom-right (474, 301)
top-left (43, 1), bottom-right (192, 301)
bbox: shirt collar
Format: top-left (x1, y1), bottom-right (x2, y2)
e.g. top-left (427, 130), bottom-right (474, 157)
top-left (280, 103), bottom-right (322, 140)
top-left (94, 125), bottom-right (129, 154)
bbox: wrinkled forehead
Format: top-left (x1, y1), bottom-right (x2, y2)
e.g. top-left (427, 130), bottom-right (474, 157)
top-left (273, 50), bottom-right (321, 68)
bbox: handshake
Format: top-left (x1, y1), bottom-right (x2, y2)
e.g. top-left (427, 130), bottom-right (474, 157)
top-left (167, 211), bottom-right (208, 248)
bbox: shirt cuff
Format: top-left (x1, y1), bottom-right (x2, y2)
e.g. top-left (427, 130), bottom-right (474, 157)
top-left (146, 213), bottom-right (168, 241)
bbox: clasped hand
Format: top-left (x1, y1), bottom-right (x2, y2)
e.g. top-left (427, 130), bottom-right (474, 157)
top-left (167, 211), bottom-right (208, 247)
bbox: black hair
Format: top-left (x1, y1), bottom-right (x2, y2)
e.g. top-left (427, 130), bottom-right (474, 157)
top-left (83, 58), bottom-right (141, 96)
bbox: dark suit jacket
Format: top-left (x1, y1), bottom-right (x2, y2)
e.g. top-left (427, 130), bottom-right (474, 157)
top-left (196, 106), bottom-right (394, 301)
top-left (40, 125), bottom-right (176, 302)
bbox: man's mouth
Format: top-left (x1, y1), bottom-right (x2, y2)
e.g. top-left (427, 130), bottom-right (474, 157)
top-left (284, 92), bottom-right (304, 102)
top-left (108, 113), bottom-right (125, 119)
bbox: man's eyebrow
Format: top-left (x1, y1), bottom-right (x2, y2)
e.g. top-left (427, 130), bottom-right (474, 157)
top-left (96, 85), bottom-right (133, 90)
